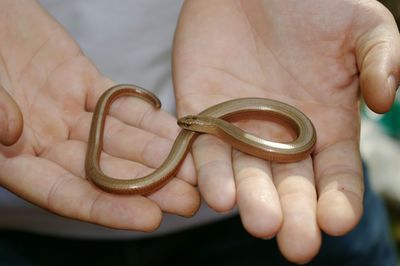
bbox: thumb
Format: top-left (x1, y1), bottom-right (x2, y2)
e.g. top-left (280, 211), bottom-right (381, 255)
top-left (0, 84), bottom-right (23, 146)
top-left (355, 3), bottom-right (400, 114)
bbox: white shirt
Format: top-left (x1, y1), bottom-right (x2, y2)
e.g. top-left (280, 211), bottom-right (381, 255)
top-left (0, 0), bottom-right (232, 238)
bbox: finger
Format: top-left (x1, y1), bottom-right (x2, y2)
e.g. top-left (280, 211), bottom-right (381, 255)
top-left (147, 178), bottom-right (200, 217)
top-left (0, 84), bottom-right (23, 145)
top-left (314, 140), bottom-right (364, 236)
top-left (272, 158), bottom-right (320, 264)
top-left (70, 112), bottom-right (196, 185)
top-left (0, 155), bottom-right (162, 231)
top-left (355, 2), bottom-right (400, 113)
top-left (232, 150), bottom-right (282, 238)
top-left (41, 140), bottom-right (200, 217)
top-left (192, 134), bottom-right (236, 211)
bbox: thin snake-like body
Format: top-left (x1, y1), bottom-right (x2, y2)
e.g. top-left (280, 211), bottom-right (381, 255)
top-left (85, 84), bottom-right (316, 194)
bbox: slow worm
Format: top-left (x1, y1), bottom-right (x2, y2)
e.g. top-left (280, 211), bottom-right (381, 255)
top-left (85, 84), bottom-right (316, 194)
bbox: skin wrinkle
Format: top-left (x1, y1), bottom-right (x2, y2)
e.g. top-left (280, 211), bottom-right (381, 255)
top-left (237, 1), bottom-right (268, 88)
top-left (25, 53), bottom-right (82, 112)
top-left (87, 191), bottom-right (114, 226)
top-left (198, 158), bottom-right (233, 174)
top-left (28, 28), bottom-right (82, 75)
top-left (25, 120), bottom-right (47, 157)
top-left (253, 36), bottom-right (317, 102)
top-left (317, 164), bottom-right (362, 180)
top-left (18, 35), bottom-right (52, 84)
top-left (236, 172), bottom-right (273, 196)
top-left (109, 96), bottom-right (142, 125)
top-left (46, 171), bottom-right (75, 211)
top-left (68, 111), bottom-right (88, 142)
top-left (317, 171), bottom-right (364, 194)
top-left (279, 185), bottom-right (317, 206)
top-left (84, 80), bottom-right (98, 114)
top-left (136, 104), bottom-right (156, 134)
top-left (279, 190), bottom-right (317, 211)
top-left (318, 181), bottom-right (364, 204)
top-left (141, 133), bottom-right (164, 167)
top-left (102, 117), bottom-right (129, 147)
top-left (63, 140), bottom-right (87, 178)
top-left (29, 107), bottom-right (69, 157)
top-left (206, 66), bottom-right (264, 98)
top-left (313, 127), bottom-right (359, 155)
top-left (326, 53), bottom-right (359, 91)
top-left (272, 160), bottom-right (313, 178)
top-left (341, 0), bottom-right (358, 52)
top-left (359, 39), bottom-right (391, 70)
top-left (239, 5), bottom-right (299, 96)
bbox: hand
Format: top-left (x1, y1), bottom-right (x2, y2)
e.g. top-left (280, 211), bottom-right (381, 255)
top-left (0, 1), bottom-right (199, 231)
top-left (173, 0), bottom-right (400, 263)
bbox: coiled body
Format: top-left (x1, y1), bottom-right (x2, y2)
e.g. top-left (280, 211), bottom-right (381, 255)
top-left (85, 84), bottom-right (316, 194)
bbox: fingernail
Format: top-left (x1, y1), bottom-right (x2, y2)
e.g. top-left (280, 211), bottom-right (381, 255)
top-left (387, 75), bottom-right (399, 98)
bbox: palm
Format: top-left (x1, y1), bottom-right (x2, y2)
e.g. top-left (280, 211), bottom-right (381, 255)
top-left (0, 19), bottom-right (199, 231)
top-left (173, 0), bottom-right (399, 263)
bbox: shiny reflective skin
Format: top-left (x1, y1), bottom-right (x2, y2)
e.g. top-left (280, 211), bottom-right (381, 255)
top-left (85, 84), bottom-right (316, 194)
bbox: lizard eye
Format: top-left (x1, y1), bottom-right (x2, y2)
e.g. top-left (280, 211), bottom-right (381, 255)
top-left (178, 116), bottom-right (196, 128)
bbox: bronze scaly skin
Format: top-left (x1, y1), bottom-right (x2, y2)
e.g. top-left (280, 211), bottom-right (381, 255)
top-left (85, 84), bottom-right (316, 195)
